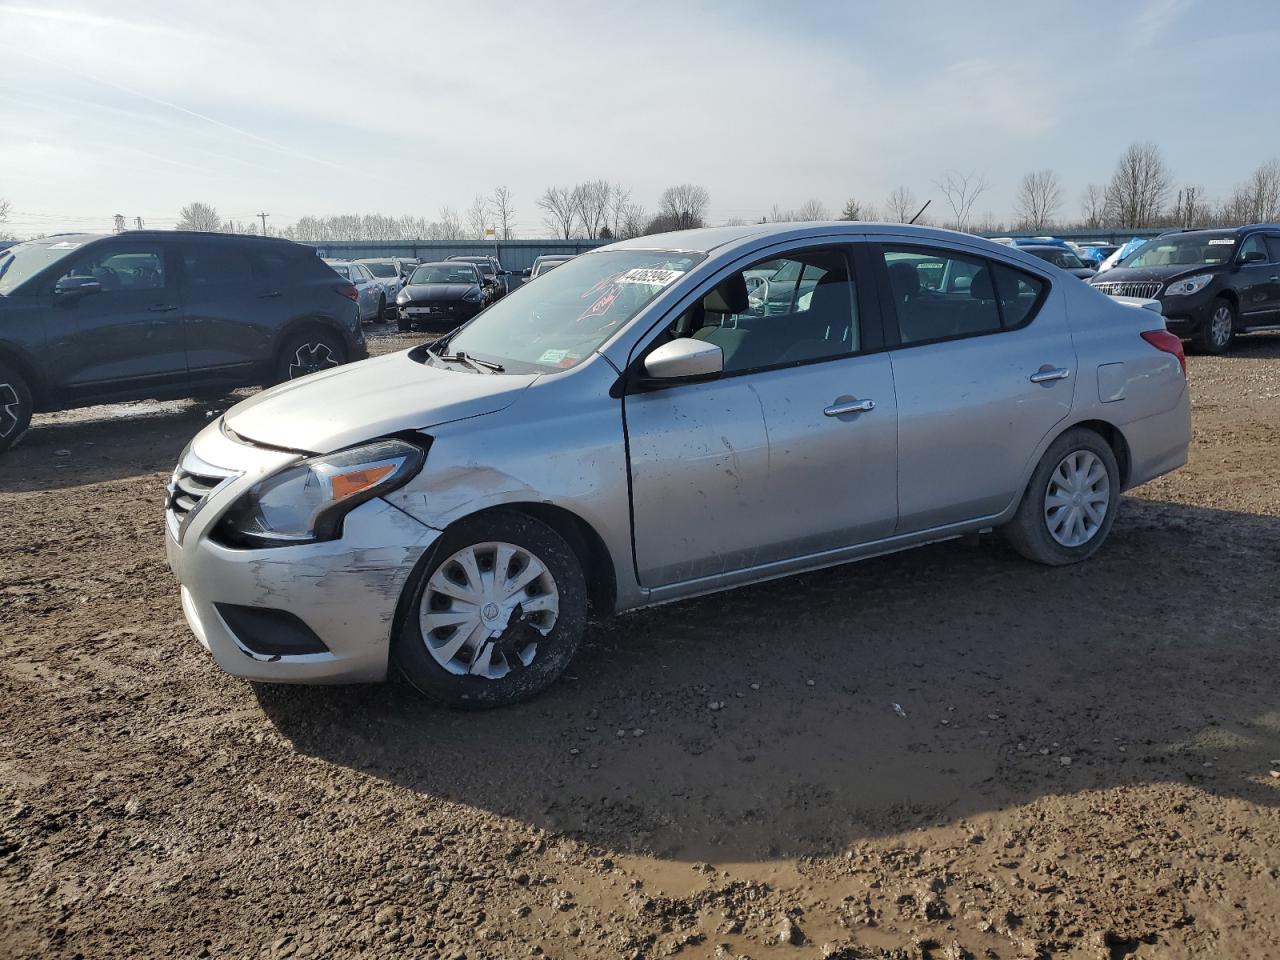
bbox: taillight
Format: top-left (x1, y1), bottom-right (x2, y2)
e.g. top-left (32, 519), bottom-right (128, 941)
top-left (1141, 329), bottom-right (1186, 376)
top-left (334, 283), bottom-right (358, 301)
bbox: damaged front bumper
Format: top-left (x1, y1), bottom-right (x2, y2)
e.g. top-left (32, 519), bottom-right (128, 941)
top-left (165, 422), bottom-right (440, 684)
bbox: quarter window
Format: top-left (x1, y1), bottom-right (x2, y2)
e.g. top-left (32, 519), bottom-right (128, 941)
top-left (58, 245), bottom-right (165, 292)
top-left (674, 248), bottom-right (858, 374)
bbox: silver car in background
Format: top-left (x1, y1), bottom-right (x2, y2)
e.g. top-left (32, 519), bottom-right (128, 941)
top-left (354, 258), bottom-right (408, 319)
top-left (167, 223), bottom-right (1190, 708)
top-left (323, 259), bottom-right (382, 322)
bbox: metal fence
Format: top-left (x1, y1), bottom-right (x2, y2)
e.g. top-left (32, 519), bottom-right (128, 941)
top-left (312, 238), bottom-right (608, 273)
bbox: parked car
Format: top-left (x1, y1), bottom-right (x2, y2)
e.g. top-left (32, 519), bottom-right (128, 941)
top-left (526, 254), bottom-right (575, 280)
top-left (1019, 244), bottom-right (1097, 279)
top-left (166, 222), bottom-right (1189, 707)
top-left (1096, 237), bottom-right (1146, 274)
top-left (324, 260), bottom-right (383, 322)
top-left (0, 231), bottom-right (366, 452)
top-left (1089, 225), bottom-right (1280, 353)
top-left (1077, 243), bottom-right (1119, 267)
top-left (395, 261), bottom-right (487, 331)
top-left (447, 255), bottom-right (507, 302)
top-left (394, 257), bottom-right (420, 279)
top-left (354, 259), bottom-right (408, 318)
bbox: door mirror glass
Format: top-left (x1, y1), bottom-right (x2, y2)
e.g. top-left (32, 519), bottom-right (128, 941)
top-left (521, 267), bottom-right (531, 277)
top-left (643, 337), bottom-right (723, 382)
top-left (55, 275), bottom-right (103, 298)
top-left (1240, 249), bottom-right (1267, 264)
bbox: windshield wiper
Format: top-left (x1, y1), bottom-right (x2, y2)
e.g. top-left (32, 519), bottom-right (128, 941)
top-left (433, 349), bottom-right (504, 373)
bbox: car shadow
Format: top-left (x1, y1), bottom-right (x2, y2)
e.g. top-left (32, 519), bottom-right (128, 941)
top-left (255, 495), bottom-right (1280, 864)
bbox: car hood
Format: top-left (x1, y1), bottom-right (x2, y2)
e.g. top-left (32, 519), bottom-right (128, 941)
top-left (1092, 265), bottom-right (1216, 284)
top-left (401, 283), bottom-right (478, 301)
top-left (223, 350), bottom-right (538, 454)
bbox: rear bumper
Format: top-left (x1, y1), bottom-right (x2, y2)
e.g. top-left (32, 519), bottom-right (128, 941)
top-left (1120, 387), bottom-right (1192, 489)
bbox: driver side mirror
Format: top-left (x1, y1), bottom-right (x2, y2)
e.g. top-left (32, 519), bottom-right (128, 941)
top-left (55, 276), bottom-right (103, 300)
top-left (1240, 250), bottom-right (1267, 264)
top-left (521, 268), bottom-right (531, 277)
top-left (638, 338), bottom-right (723, 387)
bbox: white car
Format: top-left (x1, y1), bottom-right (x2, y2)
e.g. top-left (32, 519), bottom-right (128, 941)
top-left (323, 260), bottom-right (382, 322)
top-left (354, 259), bottom-right (408, 320)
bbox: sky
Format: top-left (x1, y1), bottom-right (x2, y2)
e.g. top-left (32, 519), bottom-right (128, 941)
top-left (1, 0), bottom-right (1279, 237)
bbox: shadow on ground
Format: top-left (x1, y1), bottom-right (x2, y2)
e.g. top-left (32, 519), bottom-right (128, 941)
top-left (256, 495), bottom-right (1280, 863)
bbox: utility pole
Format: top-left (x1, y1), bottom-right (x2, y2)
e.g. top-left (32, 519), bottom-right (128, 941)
top-left (257, 211), bottom-right (270, 235)
top-left (113, 213), bottom-right (126, 233)
top-left (135, 216), bottom-right (145, 230)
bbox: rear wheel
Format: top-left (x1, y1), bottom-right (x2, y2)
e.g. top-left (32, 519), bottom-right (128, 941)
top-left (0, 361), bottom-right (33, 454)
top-left (394, 511), bottom-right (587, 709)
top-left (1004, 427), bottom-right (1120, 565)
top-left (1194, 297), bottom-right (1235, 354)
top-left (275, 330), bottom-right (347, 382)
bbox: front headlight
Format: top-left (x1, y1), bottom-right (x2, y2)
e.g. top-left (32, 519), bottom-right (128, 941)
top-left (218, 439), bottom-right (425, 547)
top-left (463, 287), bottom-right (483, 303)
top-left (396, 290), bottom-right (411, 305)
top-left (1163, 273), bottom-right (1214, 297)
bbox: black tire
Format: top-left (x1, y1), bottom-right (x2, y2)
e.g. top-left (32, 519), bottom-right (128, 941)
top-left (1003, 427), bottom-right (1120, 566)
top-left (394, 510), bottom-right (588, 709)
top-left (377, 294), bottom-right (388, 321)
top-left (397, 319), bottom-right (412, 333)
top-left (275, 329), bottom-right (348, 382)
top-left (1193, 296), bottom-right (1235, 354)
top-left (0, 361), bottom-right (33, 454)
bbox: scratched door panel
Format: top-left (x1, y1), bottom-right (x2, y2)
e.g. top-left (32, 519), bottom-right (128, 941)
top-left (625, 353), bottom-right (898, 588)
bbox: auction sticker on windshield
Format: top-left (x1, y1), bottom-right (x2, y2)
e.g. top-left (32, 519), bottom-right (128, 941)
top-left (615, 268), bottom-right (685, 287)
top-left (1208, 239), bottom-right (1235, 245)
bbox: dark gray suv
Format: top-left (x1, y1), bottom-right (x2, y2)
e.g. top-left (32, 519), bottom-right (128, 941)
top-left (0, 231), bottom-right (367, 451)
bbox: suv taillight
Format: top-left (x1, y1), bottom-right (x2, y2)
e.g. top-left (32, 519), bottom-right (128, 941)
top-left (334, 283), bottom-right (359, 301)
top-left (1141, 329), bottom-right (1186, 376)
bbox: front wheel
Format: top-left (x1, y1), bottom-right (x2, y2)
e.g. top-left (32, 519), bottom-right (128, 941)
top-left (394, 511), bottom-right (587, 709)
top-left (1194, 297), bottom-right (1235, 354)
top-left (275, 330), bottom-right (347, 382)
top-left (1003, 428), bottom-right (1120, 566)
top-left (0, 361), bottom-right (34, 454)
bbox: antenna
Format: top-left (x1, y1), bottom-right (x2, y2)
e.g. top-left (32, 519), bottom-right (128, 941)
top-left (908, 200), bottom-right (932, 225)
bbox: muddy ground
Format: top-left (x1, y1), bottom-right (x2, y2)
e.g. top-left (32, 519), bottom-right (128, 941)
top-left (1, 325), bottom-right (1278, 960)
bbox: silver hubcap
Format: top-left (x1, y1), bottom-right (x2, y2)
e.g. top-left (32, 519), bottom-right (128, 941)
top-left (1044, 450), bottom-right (1111, 548)
top-left (288, 342), bottom-right (338, 379)
top-left (1211, 305), bottom-right (1232, 346)
top-left (0, 382), bottom-right (19, 438)
top-left (420, 541), bottom-right (560, 680)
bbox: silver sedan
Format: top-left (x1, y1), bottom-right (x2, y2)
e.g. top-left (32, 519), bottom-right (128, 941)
top-left (167, 223), bottom-right (1190, 707)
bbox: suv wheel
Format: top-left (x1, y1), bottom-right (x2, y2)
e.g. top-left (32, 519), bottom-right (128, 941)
top-left (394, 511), bottom-right (588, 709)
top-left (0, 361), bottom-right (33, 454)
top-left (276, 330), bottom-right (347, 382)
top-left (1195, 297), bottom-right (1235, 354)
top-left (1003, 427), bottom-right (1120, 566)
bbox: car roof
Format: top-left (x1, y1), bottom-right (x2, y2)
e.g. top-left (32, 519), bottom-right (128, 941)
top-left (1021, 244), bottom-right (1072, 253)
top-left (415, 260), bottom-right (476, 270)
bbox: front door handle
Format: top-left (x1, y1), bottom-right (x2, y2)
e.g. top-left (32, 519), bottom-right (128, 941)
top-left (148, 303), bottom-right (178, 313)
top-left (824, 398), bottom-right (875, 417)
top-left (1029, 367), bottom-right (1071, 383)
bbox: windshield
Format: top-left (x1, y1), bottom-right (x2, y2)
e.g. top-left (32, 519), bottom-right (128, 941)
top-left (1031, 248), bottom-right (1085, 269)
top-left (1120, 235), bottom-right (1236, 269)
top-left (0, 239), bottom-right (84, 295)
top-left (411, 264), bottom-right (478, 284)
top-left (329, 263), bottom-right (351, 279)
top-left (444, 250), bottom-right (704, 372)
top-left (362, 262), bottom-right (398, 278)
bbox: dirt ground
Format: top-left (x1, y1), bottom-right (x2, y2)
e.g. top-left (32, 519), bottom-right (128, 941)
top-left (1, 324), bottom-right (1278, 960)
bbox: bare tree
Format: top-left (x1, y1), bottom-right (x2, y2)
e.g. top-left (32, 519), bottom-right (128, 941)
top-left (885, 186), bottom-right (916, 222)
top-left (608, 182), bottom-right (632, 238)
top-left (466, 194), bottom-right (493, 240)
top-left (438, 205), bottom-right (464, 240)
top-left (1079, 184), bottom-right (1108, 229)
top-left (1105, 142), bottom-right (1171, 228)
top-left (1014, 169), bottom-right (1063, 232)
top-left (572, 180), bottom-right (611, 239)
top-left (177, 202), bottom-right (221, 232)
top-left (1220, 159), bottom-right (1280, 224)
top-left (658, 184), bottom-right (710, 230)
top-left (489, 186), bottom-right (515, 240)
top-left (934, 170), bottom-right (989, 231)
top-left (1171, 185), bottom-right (1213, 229)
top-left (840, 198), bottom-right (872, 221)
top-left (795, 199), bottom-right (828, 221)
top-left (537, 186), bottom-right (578, 239)
top-left (0, 198), bottom-right (11, 240)
top-left (619, 202), bottom-right (648, 240)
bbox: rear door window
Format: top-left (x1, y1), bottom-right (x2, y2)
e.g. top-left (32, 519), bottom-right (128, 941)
top-left (182, 243), bottom-right (253, 287)
top-left (1267, 237), bottom-right (1280, 262)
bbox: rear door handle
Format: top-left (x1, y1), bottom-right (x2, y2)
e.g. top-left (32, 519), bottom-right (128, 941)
top-left (824, 398), bottom-right (875, 417)
top-left (1029, 367), bottom-right (1071, 383)
top-left (148, 303), bottom-right (178, 313)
